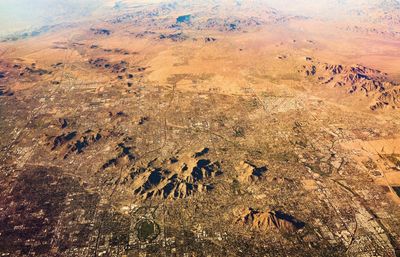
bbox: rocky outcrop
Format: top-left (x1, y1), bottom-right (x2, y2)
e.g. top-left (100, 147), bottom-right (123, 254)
top-left (0, 85), bottom-right (13, 96)
top-left (22, 66), bottom-right (50, 76)
top-left (2, 61), bottom-right (51, 79)
top-left (204, 37), bottom-right (217, 43)
top-left (100, 143), bottom-right (136, 171)
top-left (236, 161), bottom-right (267, 183)
top-left (48, 129), bottom-right (106, 159)
top-left (0, 71), bottom-right (13, 96)
top-left (237, 208), bottom-right (304, 233)
top-left (371, 88), bottom-right (400, 110)
top-left (159, 32), bottom-right (189, 42)
top-left (90, 28), bottom-right (111, 36)
top-left (197, 16), bottom-right (265, 31)
top-left (88, 58), bottom-right (128, 73)
top-left (301, 60), bottom-right (400, 110)
top-left (131, 150), bottom-right (221, 200)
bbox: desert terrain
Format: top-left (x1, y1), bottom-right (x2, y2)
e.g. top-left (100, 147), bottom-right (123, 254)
top-left (1, 0), bottom-right (400, 256)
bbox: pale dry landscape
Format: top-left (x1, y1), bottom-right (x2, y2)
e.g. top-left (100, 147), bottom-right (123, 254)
top-left (1, 0), bottom-right (400, 256)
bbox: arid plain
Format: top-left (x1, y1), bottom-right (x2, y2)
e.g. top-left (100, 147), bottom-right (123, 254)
top-left (1, 0), bottom-right (400, 256)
